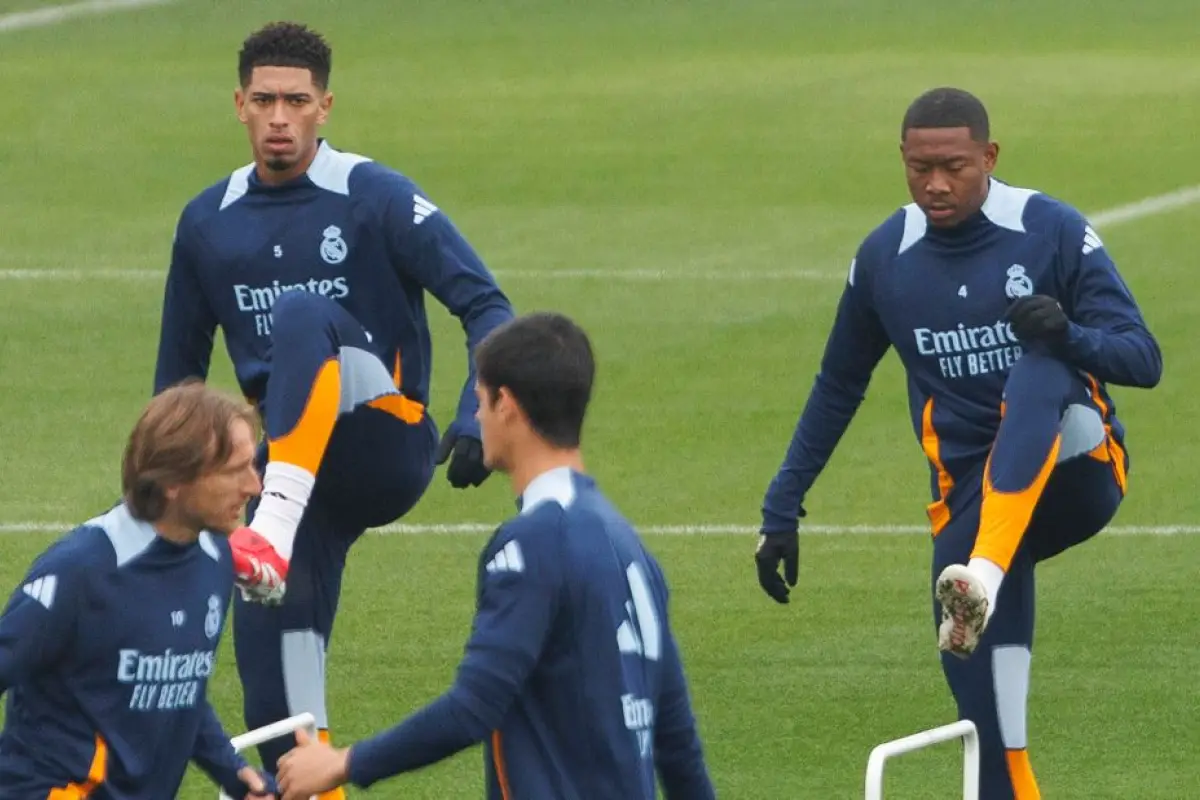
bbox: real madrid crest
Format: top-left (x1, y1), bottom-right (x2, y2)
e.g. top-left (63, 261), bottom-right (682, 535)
top-left (1004, 264), bottom-right (1033, 299)
top-left (205, 594), bottom-right (222, 640)
top-left (320, 225), bottom-right (348, 265)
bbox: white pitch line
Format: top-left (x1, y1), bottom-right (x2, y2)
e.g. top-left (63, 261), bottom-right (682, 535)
top-left (0, 269), bottom-right (157, 281)
top-left (3, 184), bottom-right (1197, 284)
top-left (0, 0), bottom-right (175, 33)
top-left (1089, 184), bottom-right (1200, 228)
top-left (498, 268), bottom-right (837, 281)
top-left (0, 522), bottom-right (1194, 536)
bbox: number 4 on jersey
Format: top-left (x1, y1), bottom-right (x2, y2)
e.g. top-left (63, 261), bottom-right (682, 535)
top-left (616, 563), bottom-right (661, 660)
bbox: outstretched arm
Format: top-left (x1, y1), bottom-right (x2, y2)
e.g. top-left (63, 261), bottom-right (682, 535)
top-left (344, 533), bottom-right (556, 786)
top-left (274, 523), bottom-right (559, 797)
top-left (761, 259), bottom-right (893, 534)
top-left (384, 184), bottom-right (515, 486)
top-left (756, 255), bottom-right (892, 603)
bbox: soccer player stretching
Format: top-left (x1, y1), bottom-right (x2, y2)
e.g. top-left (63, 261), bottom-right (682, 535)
top-left (152, 21), bottom-right (515, 789)
top-left (274, 312), bottom-right (716, 800)
top-left (0, 383), bottom-right (272, 799)
top-left (755, 88), bottom-right (1161, 799)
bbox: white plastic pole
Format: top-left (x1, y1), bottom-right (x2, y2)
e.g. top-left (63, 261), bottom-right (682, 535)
top-left (864, 719), bottom-right (980, 799)
top-left (218, 712), bottom-right (318, 800)
top-left (230, 712), bottom-right (317, 752)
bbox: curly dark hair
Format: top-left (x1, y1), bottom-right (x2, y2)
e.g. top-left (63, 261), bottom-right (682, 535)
top-left (238, 21), bottom-right (332, 89)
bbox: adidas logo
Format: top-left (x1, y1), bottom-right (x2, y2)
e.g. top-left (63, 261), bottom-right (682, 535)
top-left (617, 611), bottom-right (643, 656)
top-left (22, 575), bottom-right (57, 610)
top-left (1082, 225), bottom-right (1104, 255)
top-left (413, 195), bottom-right (438, 225)
top-left (485, 540), bottom-right (524, 574)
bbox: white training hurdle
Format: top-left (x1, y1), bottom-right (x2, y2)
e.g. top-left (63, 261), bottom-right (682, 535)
top-left (217, 712), bottom-right (318, 800)
top-left (865, 719), bottom-right (980, 799)
top-left (220, 712), bottom-right (978, 798)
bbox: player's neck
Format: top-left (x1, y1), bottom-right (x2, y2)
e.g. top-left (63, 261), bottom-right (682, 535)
top-left (152, 517), bottom-right (202, 547)
top-left (933, 184), bottom-right (991, 235)
top-left (509, 446), bottom-right (585, 499)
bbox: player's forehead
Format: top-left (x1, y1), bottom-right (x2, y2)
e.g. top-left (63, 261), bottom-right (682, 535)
top-left (244, 65), bottom-right (320, 95)
top-left (902, 127), bottom-right (980, 161)
top-left (208, 419), bottom-right (257, 473)
top-left (227, 417), bottom-right (256, 451)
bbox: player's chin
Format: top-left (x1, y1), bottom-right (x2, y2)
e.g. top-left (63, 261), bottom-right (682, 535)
top-left (922, 205), bottom-right (960, 226)
top-left (481, 449), bottom-right (504, 473)
top-left (206, 514), bottom-right (241, 536)
top-left (263, 155), bottom-right (296, 172)
top-left (259, 143), bottom-right (297, 171)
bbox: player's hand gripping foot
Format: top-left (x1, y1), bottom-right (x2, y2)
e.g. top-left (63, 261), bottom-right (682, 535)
top-left (229, 527), bottom-right (289, 606)
top-left (935, 564), bottom-right (989, 658)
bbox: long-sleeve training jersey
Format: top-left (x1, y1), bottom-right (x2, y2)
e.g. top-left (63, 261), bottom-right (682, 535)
top-left (345, 467), bottom-right (716, 799)
top-left (0, 504), bottom-right (249, 798)
top-left (762, 178), bottom-right (1162, 534)
top-left (153, 139), bottom-right (514, 438)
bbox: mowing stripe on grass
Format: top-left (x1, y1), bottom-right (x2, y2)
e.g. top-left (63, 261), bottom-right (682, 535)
top-left (0, 0), bottom-right (175, 33)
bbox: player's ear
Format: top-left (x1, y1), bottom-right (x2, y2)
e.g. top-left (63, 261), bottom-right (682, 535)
top-left (494, 386), bottom-right (510, 415)
top-left (496, 386), bottom-right (521, 425)
top-left (317, 91), bottom-right (333, 125)
top-left (984, 141), bottom-right (999, 173)
top-left (234, 88), bottom-right (249, 124)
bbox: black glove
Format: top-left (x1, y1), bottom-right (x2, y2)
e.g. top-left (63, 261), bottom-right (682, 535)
top-left (435, 429), bottom-right (491, 488)
top-left (1005, 295), bottom-right (1068, 345)
top-left (755, 531), bottom-right (799, 604)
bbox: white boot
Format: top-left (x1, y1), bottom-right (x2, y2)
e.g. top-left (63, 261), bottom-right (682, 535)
top-left (935, 564), bottom-right (990, 658)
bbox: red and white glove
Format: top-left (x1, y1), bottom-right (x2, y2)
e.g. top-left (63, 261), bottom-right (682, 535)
top-left (229, 528), bottom-right (289, 606)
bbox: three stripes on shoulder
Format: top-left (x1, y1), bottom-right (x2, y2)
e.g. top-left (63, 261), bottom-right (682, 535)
top-left (485, 540), bottom-right (524, 574)
top-left (23, 574), bottom-right (57, 609)
top-left (413, 195), bottom-right (438, 225)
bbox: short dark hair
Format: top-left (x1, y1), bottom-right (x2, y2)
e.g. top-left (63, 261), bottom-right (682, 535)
top-left (238, 21), bottom-right (332, 89)
top-left (901, 87), bottom-right (990, 142)
top-left (475, 312), bottom-right (595, 449)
